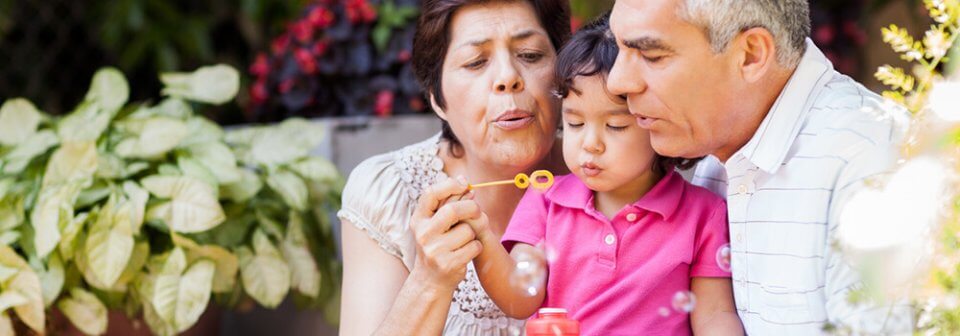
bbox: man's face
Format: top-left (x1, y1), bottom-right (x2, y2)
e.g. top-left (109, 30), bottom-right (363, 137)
top-left (607, 0), bottom-right (745, 159)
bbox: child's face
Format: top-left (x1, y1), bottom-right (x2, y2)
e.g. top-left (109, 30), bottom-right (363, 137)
top-left (562, 75), bottom-right (658, 193)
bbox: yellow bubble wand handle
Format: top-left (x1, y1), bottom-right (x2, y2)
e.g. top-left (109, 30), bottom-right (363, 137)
top-left (468, 170), bottom-right (554, 190)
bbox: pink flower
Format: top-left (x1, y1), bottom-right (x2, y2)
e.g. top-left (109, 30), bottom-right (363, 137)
top-left (292, 21), bottom-right (314, 43)
top-left (271, 35), bottom-right (290, 54)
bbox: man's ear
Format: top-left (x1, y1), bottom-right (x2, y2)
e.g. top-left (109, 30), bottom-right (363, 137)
top-left (734, 27), bottom-right (779, 83)
top-left (429, 93), bottom-right (448, 121)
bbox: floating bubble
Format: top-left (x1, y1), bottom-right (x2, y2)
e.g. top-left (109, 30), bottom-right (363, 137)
top-left (510, 249), bottom-right (547, 297)
top-left (508, 326), bottom-right (522, 336)
top-left (715, 244), bottom-right (732, 272)
top-left (671, 291), bottom-right (696, 313)
top-left (658, 307), bottom-right (670, 317)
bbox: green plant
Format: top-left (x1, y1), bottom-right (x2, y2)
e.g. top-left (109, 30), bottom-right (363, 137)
top-left (0, 64), bottom-right (342, 335)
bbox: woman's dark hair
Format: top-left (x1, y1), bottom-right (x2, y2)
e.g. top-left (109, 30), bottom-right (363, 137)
top-left (412, 0), bottom-right (571, 155)
top-left (554, 13), bottom-right (702, 174)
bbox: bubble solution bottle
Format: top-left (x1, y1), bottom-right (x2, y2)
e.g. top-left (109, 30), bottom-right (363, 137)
top-left (525, 308), bottom-right (580, 336)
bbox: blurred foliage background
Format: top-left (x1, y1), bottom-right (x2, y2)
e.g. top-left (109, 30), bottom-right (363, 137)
top-left (0, 0), bottom-right (934, 124)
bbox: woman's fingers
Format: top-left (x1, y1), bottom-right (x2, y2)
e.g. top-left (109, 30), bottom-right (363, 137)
top-left (452, 240), bottom-right (483, 266)
top-left (433, 200), bottom-right (482, 232)
top-left (414, 177), bottom-right (470, 219)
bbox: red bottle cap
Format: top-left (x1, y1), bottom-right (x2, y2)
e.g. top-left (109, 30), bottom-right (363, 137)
top-left (526, 308), bottom-right (580, 336)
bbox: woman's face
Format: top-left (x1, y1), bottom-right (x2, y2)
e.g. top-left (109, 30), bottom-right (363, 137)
top-left (436, 1), bottom-right (560, 171)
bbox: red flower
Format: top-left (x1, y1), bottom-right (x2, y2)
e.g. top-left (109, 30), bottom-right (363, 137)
top-left (312, 40), bottom-right (330, 57)
top-left (249, 53), bottom-right (270, 77)
top-left (346, 0), bottom-right (377, 24)
top-left (295, 48), bottom-right (317, 74)
top-left (251, 79), bottom-right (269, 104)
top-left (291, 21), bottom-right (314, 43)
top-left (814, 26), bottom-right (835, 45)
top-left (308, 6), bottom-right (335, 29)
top-left (271, 34), bottom-right (290, 54)
top-left (279, 79), bottom-right (296, 93)
top-left (571, 16), bottom-right (583, 32)
top-left (397, 49), bottom-right (411, 63)
top-left (374, 90), bottom-right (394, 117)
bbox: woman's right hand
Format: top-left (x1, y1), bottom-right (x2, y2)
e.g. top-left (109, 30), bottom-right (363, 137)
top-left (409, 176), bottom-right (486, 290)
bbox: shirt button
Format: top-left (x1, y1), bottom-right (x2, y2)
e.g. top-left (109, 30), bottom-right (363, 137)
top-left (625, 213), bottom-right (638, 222)
top-left (604, 234), bottom-right (616, 245)
top-left (738, 184), bottom-right (748, 195)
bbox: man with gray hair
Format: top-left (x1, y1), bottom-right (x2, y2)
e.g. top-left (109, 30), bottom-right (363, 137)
top-left (607, 0), bottom-right (913, 334)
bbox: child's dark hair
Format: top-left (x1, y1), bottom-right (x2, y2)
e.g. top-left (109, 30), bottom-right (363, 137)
top-left (554, 13), bottom-right (702, 174)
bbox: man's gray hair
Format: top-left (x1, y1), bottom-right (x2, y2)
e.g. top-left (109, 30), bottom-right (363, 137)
top-left (678, 0), bottom-right (811, 67)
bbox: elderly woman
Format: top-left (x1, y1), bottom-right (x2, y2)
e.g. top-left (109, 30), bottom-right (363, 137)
top-left (337, 0), bottom-right (570, 335)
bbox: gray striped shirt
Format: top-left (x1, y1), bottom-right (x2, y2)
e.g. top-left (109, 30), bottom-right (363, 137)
top-left (692, 40), bottom-right (913, 335)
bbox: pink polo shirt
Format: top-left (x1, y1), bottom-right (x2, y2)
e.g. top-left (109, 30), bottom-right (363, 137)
top-left (502, 170), bottom-right (731, 335)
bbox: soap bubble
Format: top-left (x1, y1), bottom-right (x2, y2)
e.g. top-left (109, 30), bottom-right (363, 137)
top-left (510, 248), bottom-right (547, 297)
top-left (671, 291), bottom-right (696, 313)
top-left (716, 244), bottom-right (732, 272)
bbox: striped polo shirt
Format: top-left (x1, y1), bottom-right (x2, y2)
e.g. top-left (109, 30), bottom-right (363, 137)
top-left (691, 40), bottom-right (914, 335)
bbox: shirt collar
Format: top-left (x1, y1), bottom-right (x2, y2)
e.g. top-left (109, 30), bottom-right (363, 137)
top-left (734, 39), bottom-right (833, 174)
top-left (545, 170), bottom-right (686, 220)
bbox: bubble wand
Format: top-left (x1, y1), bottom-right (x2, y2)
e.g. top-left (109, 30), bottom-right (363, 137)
top-left (468, 170), bottom-right (555, 191)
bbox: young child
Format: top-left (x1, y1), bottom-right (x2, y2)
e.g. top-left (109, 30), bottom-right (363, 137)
top-left (472, 16), bottom-right (743, 335)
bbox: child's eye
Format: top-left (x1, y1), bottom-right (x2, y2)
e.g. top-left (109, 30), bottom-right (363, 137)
top-left (607, 124), bottom-right (629, 131)
top-left (565, 122), bottom-right (584, 129)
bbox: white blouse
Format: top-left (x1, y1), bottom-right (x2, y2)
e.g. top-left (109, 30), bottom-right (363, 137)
top-left (337, 134), bottom-right (526, 335)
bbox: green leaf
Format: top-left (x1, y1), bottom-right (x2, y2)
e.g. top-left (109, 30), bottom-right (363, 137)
top-left (152, 249), bottom-right (186, 326)
top-left (142, 176), bottom-right (225, 233)
top-left (85, 67), bottom-right (130, 113)
top-left (177, 156), bottom-right (218, 188)
top-left (37, 253), bottom-right (64, 307)
top-left (178, 117), bottom-right (223, 149)
top-left (230, 118), bottom-right (325, 167)
top-left (220, 169), bottom-right (262, 203)
top-left (174, 260), bottom-right (214, 331)
top-left (185, 142), bottom-right (240, 184)
top-left (289, 157), bottom-right (341, 183)
top-left (152, 98), bottom-right (192, 119)
top-left (58, 102), bottom-right (112, 142)
top-left (2, 130), bottom-right (59, 174)
top-left (0, 232), bottom-right (18, 246)
top-left (114, 117), bottom-right (188, 159)
top-left (29, 183), bottom-right (81, 258)
top-left (95, 152), bottom-right (148, 179)
top-left (139, 275), bottom-right (177, 336)
top-left (267, 171), bottom-right (308, 211)
top-left (42, 141), bottom-right (98, 188)
top-left (7, 267), bottom-right (45, 334)
top-left (59, 212), bottom-right (88, 261)
top-left (0, 98), bottom-right (43, 146)
top-left (113, 241), bottom-right (149, 290)
top-left (0, 291), bottom-right (28, 313)
top-left (58, 288), bottom-right (108, 336)
top-left (283, 213), bottom-right (321, 297)
top-left (123, 181), bottom-right (149, 233)
top-left (238, 238), bottom-right (290, 308)
top-left (0, 196), bottom-right (23, 232)
top-left (160, 64), bottom-right (240, 105)
top-left (76, 183), bottom-right (111, 209)
top-left (171, 234), bottom-right (238, 293)
top-left (0, 311), bottom-right (13, 335)
top-left (84, 198), bottom-right (135, 287)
